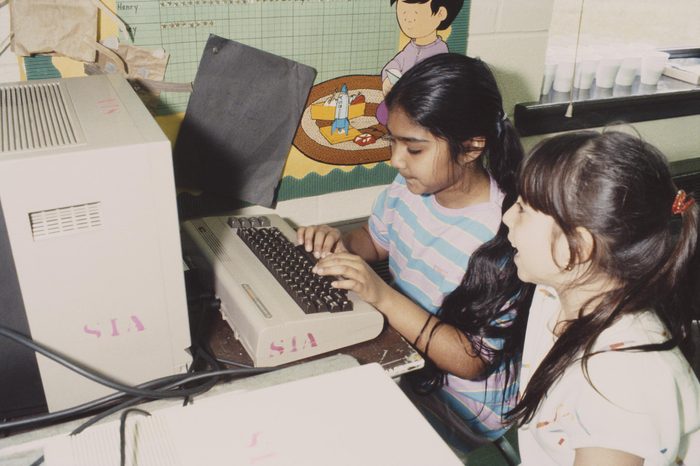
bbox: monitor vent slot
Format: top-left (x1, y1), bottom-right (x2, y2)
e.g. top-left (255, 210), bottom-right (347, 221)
top-left (1, 82), bottom-right (80, 153)
top-left (30, 202), bottom-right (102, 240)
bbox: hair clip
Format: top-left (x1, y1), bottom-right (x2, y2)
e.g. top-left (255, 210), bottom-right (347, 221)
top-left (672, 190), bottom-right (695, 215)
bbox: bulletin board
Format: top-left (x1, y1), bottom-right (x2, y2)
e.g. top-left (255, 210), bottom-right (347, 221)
top-left (21, 0), bottom-right (471, 203)
top-left (114, 0), bottom-right (400, 116)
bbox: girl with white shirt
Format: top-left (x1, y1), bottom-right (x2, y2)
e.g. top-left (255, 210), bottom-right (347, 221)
top-left (502, 130), bottom-right (700, 466)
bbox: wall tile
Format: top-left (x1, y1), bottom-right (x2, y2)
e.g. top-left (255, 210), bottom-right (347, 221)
top-left (497, 0), bottom-right (555, 33)
top-left (468, 0), bottom-right (500, 35)
top-left (467, 32), bottom-right (550, 113)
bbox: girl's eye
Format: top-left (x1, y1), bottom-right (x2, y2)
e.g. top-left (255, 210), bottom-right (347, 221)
top-left (407, 147), bottom-right (422, 155)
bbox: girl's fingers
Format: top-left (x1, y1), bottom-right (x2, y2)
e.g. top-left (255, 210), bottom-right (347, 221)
top-left (312, 231), bottom-right (329, 258)
top-left (314, 254), bottom-right (363, 273)
top-left (321, 234), bottom-right (339, 257)
top-left (326, 277), bottom-right (359, 292)
top-left (296, 227), bottom-right (307, 248)
top-left (297, 225), bottom-right (337, 255)
top-left (302, 227), bottom-right (318, 252)
top-left (313, 262), bottom-right (359, 279)
top-left (314, 256), bottom-right (385, 305)
top-left (316, 252), bottom-right (360, 265)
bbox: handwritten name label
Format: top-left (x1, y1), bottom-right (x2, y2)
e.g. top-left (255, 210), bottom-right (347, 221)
top-left (117, 3), bottom-right (139, 14)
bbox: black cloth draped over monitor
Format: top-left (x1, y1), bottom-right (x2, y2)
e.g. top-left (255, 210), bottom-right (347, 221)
top-left (174, 34), bottom-right (316, 208)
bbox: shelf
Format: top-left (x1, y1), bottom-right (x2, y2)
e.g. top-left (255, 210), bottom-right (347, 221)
top-left (515, 48), bottom-right (700, 137)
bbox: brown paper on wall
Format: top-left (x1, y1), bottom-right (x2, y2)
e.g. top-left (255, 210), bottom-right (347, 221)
top-left (96, 44), bottom-right (170, 81)
top-left (10, 0), bottom-right (99, 63)
top-left (92, 43), bottom-right (172, 112)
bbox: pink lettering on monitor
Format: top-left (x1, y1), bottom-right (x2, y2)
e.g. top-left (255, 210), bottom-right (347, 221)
top-left (83, 315), bottom-right (145, 338)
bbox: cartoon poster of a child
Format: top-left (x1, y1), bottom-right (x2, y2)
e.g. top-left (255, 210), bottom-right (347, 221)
top-left (292, 0), bottom-right (467, 166)
top-left (376, 0), bottom-right (465, 125)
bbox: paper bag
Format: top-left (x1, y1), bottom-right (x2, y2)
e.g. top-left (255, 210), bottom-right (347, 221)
top-left (10, 0), bottom-right (99, 63)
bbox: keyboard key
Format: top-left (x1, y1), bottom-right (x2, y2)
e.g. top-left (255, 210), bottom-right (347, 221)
top-left (235, 225), bottom-right (353, 313)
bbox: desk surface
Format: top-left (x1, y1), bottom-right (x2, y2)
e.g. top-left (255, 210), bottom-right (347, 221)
top-left (207, 310), bottom-right (424, 378)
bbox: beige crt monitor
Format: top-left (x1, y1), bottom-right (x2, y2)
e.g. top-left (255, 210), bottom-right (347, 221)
top-left (0, 75), bottom-right (191, 414)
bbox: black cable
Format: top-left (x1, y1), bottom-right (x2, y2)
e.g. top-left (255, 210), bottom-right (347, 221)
top-left (1, 292), bottom-right (224, 432)
top-left (0, 372), bottom-right (195, 433)
top-left (0, 363), bottom-right (264, 436)
top-left (181, 295), bottom-right (223, 406)
top-left (215, 357), bottom-right (254, 369)
top-left (0, 338), bottom-right (271, 435)
top-left (72, 396), bottom-right (146, 436)
top-left (0, 294), bottom-right (273, 435)
top-left (68, 368), bottom-right (222, 435)
top-left (181, 346), bottom-right (219, 407)
top-left (69, 366), bottom-right (272, 435)
top-left (0, 326), bottom-right (209, 400)
top-left (119, 408), bottom-right (150, 466)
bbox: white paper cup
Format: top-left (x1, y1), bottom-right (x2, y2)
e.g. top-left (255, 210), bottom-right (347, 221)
top-left (613, 85), bottom-right (632, 97)
top-left (574, 59), bottom-right (598, 90)
top-left (596, 87), bottom-right (613, 98)
top-left (542, 61), bottom-right (556, 95)
top-left (640, 51), bottom-right (670, 85)
top-left (615, 56), bottom-right (641, 86)
top-left (575, 88), bottom-right (591, 100)
top-left (595, 57), bottom-right (621, 88)
top-left (553, 61), bottom-right (575, 93)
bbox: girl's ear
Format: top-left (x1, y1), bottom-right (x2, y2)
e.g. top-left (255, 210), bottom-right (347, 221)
top-left (435, 6), bottom-right (448, 22)
top-left (575, 226), bottom-right (596, 264)
top-left (460, 137), bottom-right (486, 165)
top-left (559, 226), bottom-right (595, 272)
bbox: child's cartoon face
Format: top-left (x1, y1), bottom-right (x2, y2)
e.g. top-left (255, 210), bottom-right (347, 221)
top-left (396, 1), bottom-right (447, 40)
top-left (386, 107), bottom-right (462, 197)
top-left (503, 197), bottom-right (571, 287)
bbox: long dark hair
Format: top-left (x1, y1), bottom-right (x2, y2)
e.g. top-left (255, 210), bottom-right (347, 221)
top-left (387, 53), bottom-right (535, 404)
top-left (507, 130), bottom-right (699, 426)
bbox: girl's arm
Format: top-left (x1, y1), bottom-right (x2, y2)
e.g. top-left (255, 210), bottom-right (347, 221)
top-left (313, 253), bottom-right (486, 379)
top-left (342, 223), bottom-right (389, 263)
top-left (378, 282), bottom-right (487, 379)
top-left (574, 448), bottom-right (643, 466)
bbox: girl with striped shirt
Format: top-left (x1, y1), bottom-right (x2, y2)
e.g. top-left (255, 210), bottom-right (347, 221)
top-left (300, 53), bottom-right (534, 445)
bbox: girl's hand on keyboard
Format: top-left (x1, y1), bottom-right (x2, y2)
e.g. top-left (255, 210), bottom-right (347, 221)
top-left (297, 224), bottom-right (348, 259)
top-left (312, 252), bottom-right (391, 307)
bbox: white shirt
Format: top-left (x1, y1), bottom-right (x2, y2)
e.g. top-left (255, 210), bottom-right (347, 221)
top-left (518, 286), bottom-right (700, 466)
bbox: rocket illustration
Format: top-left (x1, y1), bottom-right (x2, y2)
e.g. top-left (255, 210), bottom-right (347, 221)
top-left (331, 84), bottom-right (350, 135)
